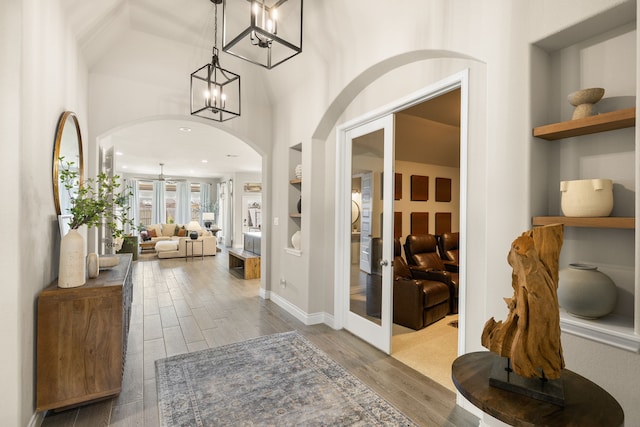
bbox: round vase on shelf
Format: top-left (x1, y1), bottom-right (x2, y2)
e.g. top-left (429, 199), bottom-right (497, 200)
top-left (558, 263), bottom-right (617, 319)
top-left (87, 253), bottom-right (99, 279)
top-left (58, 228), bottom-right (86, 288)
top-left (560, 178), bottom-right (613, 217)
top-left (291, 231), bottom-right (301, 250)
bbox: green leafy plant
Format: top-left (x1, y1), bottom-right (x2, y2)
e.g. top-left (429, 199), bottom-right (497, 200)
top-left (59, 157), bottom-right (133, 239)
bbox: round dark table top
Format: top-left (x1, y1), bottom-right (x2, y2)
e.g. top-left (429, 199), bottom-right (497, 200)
top-left (451, 351), bottom-right (623, 427)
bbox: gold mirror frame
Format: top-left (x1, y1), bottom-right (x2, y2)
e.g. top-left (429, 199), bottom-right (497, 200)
top-left (52, 111), bottom-right (84, 215)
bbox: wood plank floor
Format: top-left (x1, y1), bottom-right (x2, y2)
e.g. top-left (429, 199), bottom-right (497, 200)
top-left (41, 250), bottom-right (478, 427)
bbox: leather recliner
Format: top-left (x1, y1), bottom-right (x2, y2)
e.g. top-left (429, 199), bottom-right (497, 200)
top-left (392, 239), bottom-right (450, 329)
top-left (404, 234), bottom-right (459, 314)
top-left (437, 231), bottom-right (460, 273)
top-left (365, 238), bottom-right (450, 329)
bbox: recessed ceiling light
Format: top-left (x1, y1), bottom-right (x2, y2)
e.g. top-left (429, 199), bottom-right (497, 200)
top-left (201, 159), bottom-right (208, 163)
top-left (179, 127), bottom-right (192, 132)
top-left (122, 165), bottom-right (128, 169)
top-left (226, 154), bottom-right (239, 158)
top-left (115, 151), bottom-right (123, 156)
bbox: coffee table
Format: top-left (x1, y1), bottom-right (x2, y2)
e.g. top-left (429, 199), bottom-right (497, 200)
top-left (139, 241), bottom-right (156, 253)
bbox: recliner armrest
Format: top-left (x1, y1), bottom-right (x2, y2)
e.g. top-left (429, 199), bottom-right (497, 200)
top-left (443, 261), bottom-right (459, 273)
top-left (393, 278), bottom-right (425, 330)
top-left (409, 266), bottom-right (452, 284)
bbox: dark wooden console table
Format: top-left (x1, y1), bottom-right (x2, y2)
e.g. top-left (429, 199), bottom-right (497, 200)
top-left (36, 254), bottom-right (133, 411)
top-left (451, 351), bottom-right (623, 427)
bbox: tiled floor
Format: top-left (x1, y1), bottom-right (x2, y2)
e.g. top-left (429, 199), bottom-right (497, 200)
top-left (41, 249), bottom-right (477, 427)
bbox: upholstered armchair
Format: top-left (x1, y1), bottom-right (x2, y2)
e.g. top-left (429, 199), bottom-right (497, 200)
top-left (437, 232), bottom-right (459, 273)
top-left (392, 239), bottom-right (450, 329)
top-left (403, 234), bottom-right (459, 314)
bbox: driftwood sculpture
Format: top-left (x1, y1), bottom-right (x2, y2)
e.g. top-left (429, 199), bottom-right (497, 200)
top-left (482, 224), bottom-right (565, 380)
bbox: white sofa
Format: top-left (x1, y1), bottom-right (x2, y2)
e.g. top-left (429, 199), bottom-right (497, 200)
top-left (143, 223), bottom-right (217, 259)
top-left (156, 235), bottom-right (218, 259)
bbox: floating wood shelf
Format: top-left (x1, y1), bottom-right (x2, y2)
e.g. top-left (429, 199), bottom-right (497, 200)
top-left (532, 216), bottom-right (635, 229)
top-left (290, 179), bottom-right (302, 185)
top-left (533, 108), bottom-right (636, 140)
top-left (290, 213), bottom-right (301, 218)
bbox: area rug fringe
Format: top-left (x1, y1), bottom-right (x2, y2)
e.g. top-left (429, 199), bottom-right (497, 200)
top-left (155, 331), bottom-right (417, 426)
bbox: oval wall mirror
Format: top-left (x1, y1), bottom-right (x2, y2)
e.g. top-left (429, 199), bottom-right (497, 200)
top-left (52, 111), bottom-right (84, 215)
top-left (351, 200), bottom-right (360, 224)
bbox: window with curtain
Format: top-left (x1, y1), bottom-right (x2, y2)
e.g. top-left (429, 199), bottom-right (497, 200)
top-left (191, 183), bottom-right (202, 222)
top-left (138, 181), bottom-right (208, 226)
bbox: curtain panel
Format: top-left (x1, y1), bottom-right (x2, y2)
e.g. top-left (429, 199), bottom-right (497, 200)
top-left (175, 181), bottom-right (191, 224)
top-left (152, 181), bottom-right (166, 224)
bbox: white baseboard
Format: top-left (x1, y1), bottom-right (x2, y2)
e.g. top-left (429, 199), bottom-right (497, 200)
top-left (269, 292), bottom-right (334, 327)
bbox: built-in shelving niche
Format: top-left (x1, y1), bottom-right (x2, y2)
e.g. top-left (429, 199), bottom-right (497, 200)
top-left (286, 143), bottom-right (302, 256)
top-left (531, 17), bottom-right (639, 352)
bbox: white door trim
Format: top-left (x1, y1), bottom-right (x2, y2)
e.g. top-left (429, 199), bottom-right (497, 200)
top-left (334, 69), bottom-right (470, 355)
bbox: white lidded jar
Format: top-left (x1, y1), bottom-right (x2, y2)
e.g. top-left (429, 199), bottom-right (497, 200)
top-left (560, 178), bottom-right (613, 217)
top-left (558, 263), bottom-right (617, 319)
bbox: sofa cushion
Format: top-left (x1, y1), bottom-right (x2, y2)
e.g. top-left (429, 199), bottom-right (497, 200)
top-left (147, 224), bottom-right (162, 237)
top-left (161, 223), bottom-right (176, 237)
top-left (156, 240), bottom-right (179, 252)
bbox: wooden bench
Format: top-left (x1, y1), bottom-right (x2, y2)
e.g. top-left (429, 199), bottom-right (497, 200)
top-left (228, 249), bottom-right (260, 279)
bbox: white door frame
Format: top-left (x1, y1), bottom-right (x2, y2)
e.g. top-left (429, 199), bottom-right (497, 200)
top-left (342, 115), bottom-right (396, 353)
top-left (334, 69), bottom-right (470, 355)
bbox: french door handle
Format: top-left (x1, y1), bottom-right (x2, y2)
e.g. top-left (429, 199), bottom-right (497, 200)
top-left (379, 259), bottom-right (389, 267)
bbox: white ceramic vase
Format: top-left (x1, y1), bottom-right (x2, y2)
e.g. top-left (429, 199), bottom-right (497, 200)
top-left (560, 178), bottom-right (613, 217)
top-left (295, 164), bottom-right (302, 179)
top-left (58, 228), bottom-right (86, 288)
top-left (291, 231), bottom-right (301, 250)
top-left (87, 253), bottom-right (99, 279)
top-left (558, 263), bottom-right (617, 319)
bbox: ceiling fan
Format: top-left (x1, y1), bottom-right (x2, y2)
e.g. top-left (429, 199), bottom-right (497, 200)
top-left (135, 163), bottom-right (186, 182)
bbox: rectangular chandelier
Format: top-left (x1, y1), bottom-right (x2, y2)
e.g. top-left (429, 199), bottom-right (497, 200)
top-left (190, 49), bottom-right (241, 122)
top-left (222, 0), bottom-right (303, 69)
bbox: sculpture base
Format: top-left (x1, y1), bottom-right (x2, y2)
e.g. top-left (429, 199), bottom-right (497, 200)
top-left (489, 356), bottom-right (565, 407)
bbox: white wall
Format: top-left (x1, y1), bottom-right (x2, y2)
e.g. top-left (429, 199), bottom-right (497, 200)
top-left (265, 0), bottom-right (639, 424)
top-left (0, 0), bottom-right (89, 425)
top-left (5, 0), bottom-right (639, 424)
top-left (0, 1), bottom-right (23, 425)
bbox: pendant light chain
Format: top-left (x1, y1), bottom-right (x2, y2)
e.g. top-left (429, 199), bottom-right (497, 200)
top-left (190, 0), bottom-right (241, 121)
top-left (213, 1), bottom-right (218, 56)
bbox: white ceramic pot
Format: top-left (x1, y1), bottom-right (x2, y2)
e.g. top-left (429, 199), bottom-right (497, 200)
top-left (87, 253), bottom-right (99, 279)
top-left (291, 231), bottom-right (301, 250)
top-left (58, 228), bottom-right (86, 288)
top-left (558, 263), bottom-right (617, 319)
top-left (560, 178), bottom-right (613, 217)
top-left (295, 164), bottom-right (302, 179)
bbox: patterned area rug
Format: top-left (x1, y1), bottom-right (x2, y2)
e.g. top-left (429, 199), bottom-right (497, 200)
top-left (156, 331), bottom-right (416, 426)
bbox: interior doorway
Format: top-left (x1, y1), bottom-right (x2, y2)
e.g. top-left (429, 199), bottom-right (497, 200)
top-left (390, 88), bottom-right (461, 392)
top-left (336, 71), bottom-right (468, 392)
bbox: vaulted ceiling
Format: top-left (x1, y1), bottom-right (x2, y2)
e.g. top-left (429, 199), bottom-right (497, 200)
top-left (62, 0), bottom-right (459, 177)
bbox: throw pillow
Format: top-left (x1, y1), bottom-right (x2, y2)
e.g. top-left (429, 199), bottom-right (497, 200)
top-left (174, 225), bottom-right (180, 236)
top-left (148, 228), bottom-right (157, 238)
top-left (177, 228), bottom-right (187, 237)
